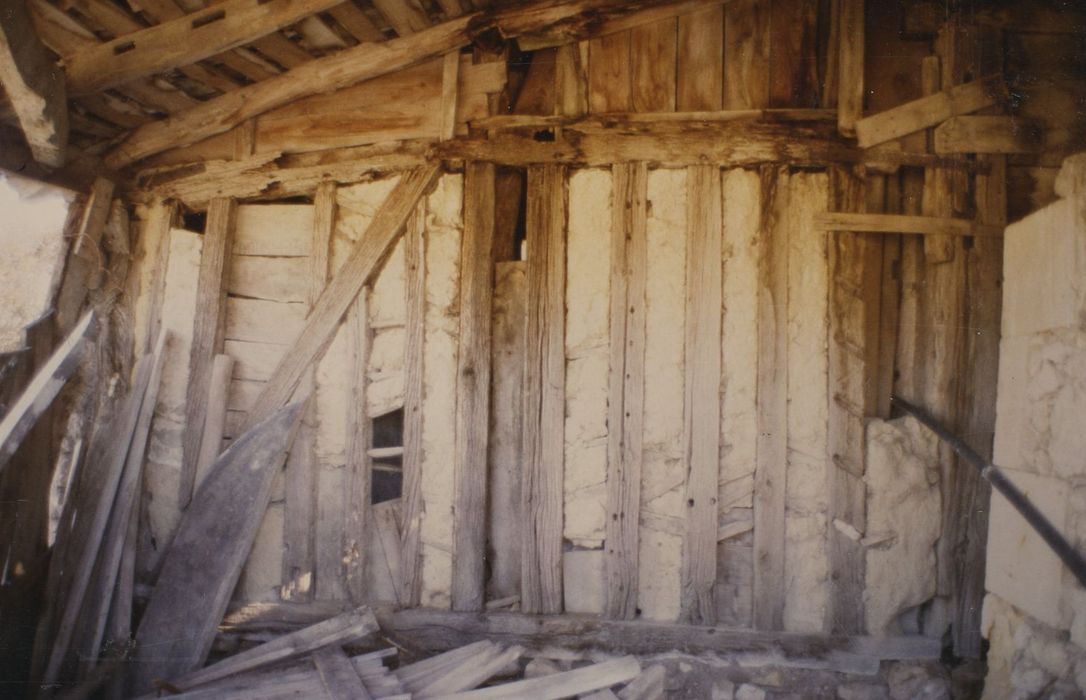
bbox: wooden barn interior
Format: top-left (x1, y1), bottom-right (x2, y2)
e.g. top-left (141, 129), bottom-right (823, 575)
top-left (2, 0), bottom-right (1086, 697)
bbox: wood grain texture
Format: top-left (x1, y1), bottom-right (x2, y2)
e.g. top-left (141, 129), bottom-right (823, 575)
top-left (127, 402), bottom-right (306, 695)
top-left (0, 0), bottom-right (67, 166)
top-left (398, 208), bottom-right (426, 606)
top-left (180, 197), bottom-right (237, 509)
top-left (138, 201), bottom-right (178, 354)
top-left (195, 353), bottom-right (234, 489)
top-left (521, 165), bottom-right (567, 614)
top-left (768, 0), bottom-right (819, 108)
top-left (589, 31), bottom-right (632, 113)
top-left (723, 0), bottom-right (770, 109)
top-left (629, 19), bottom-right (676, 112)
top-left (680, 165), bottom-right (722, 625)
top-left (824, 167), bottom-right (877, 634)
top-left (452, 163), bottom-right (497, 611)
top-left (752, 166), bottom-right (786, 631)
top-left (313, 645), bottom-right (374, 700)
top-left (813, 212), bottom-right (1003, 238)
top-left (933, 115), bottom-right (1044, 154)
top-left (555, 42), bottom-right (589, 117)
top-left (837, 0), bottom-right (864, 135)
top-left (676, 5), bottom-right (723, 111)
top-left (440, 51), bottom-right (461, 140)
top-left (487, 262), bottom-right (526, 601)
top-left (344, 294), bottom-right (373, 605)
top-left (605, 163), bottom-right (647, 620)
top-left (240, 166), bottom-right (439, 432)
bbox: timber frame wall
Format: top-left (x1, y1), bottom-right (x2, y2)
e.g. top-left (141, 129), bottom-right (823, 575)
top-left (3, 1), bottom-right (1085, 684)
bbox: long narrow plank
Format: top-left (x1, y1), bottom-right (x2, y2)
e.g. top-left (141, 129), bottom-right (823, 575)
top-left (676, 5), bottom-right (723, 111)
top-left (824, 167), bottom-right (875, 634)
top-left (723, 0), bottom-right (770, 110)
top-left (680, 165), bottom-right (722, 625)
top-left (854, 75), bottom-right (1002, 149)
top-left (837, 0), bottom-right (863, 136)
top-left (487, 262), bottom-right (526, 601)
top-left (438, 657), bottom-right (640, 700)
top-left (604, 163), bottom-right (647, 620)
top-left (139, 201), bottom-right (179, 354)
top-left (64, 0), bottom-right (344, 95)
top-left (933, 115), bottom-right (1044, 154)
top-left (451, 162), bottom-right (497, 611)
top-left (283, 188), bottom-right (333, 602)
top-left (371, 0), bottom-right (432, 36)
top-left (398, 207), bottom-right (426, 606)
top-left (588, 31), bottom-right (632, 113)
top-left (127, 402), bottom-right (307, 694)
top-left (521, 164), bottom-right (567, 614)
top-left (0, 311), bottom-right (95, 472)
top-left (241, 166), bottom-right (439, 432)
top-left (313, 646), bottom-right (374, 700)
top-left (0, 0), bottom-right (67, 166)
top-left (517, 0), bottom-right (712, 51)
top-left (55, 178), bottom-right (115, 332)
top-left (629, 19), bottom-right (676, 112)
top-left (372, 500), bottom-right (404, 600)
top-left (813, 212), bottom-right (1003, 238)
top-left (171, 607), bottom-right (378, 691)
top-left (344, 293), bottom-right (373, 604)
top-left (42, 353), bottom-right (156, 687)
top-left (752, 166), bottom-right (786, 631)
top-left (555, 42), bottom-right (588, 117)
top-left (76, 331), bottom-right (168, 678)
top-left (180, 197), bottom-right (237, 508)
top-left (440, 51), bottom-right (461, 140)
top-left (768, 0), bottom-right (818, 108)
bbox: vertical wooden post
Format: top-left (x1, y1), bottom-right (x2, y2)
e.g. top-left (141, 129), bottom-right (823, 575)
top-left (285, 182), bottom-right (334, 601)
top-left (440, 51), bottom-right (460, 141)
top-left (680, 165), bottom-right (723, 625)
top-left (521, 164), bottom-right (567, 615)
top-left (344, 291), bottom-right (372, 605)
top-left (604, 163), bottom-right (647, 620)
top-left (677, 4), bottom-right (724, 111)
top-left (825, 166), bottom-right (879, 634)
top-left (724, 0), bottom-right (770, 111)
top-left (179, 197), bottom-right (236, 508)
top-left (837, 0), bottom-right (864, 136)
top-left (752, 167), bottom-right (786, 631)
top-left (399, 206), bottom-right (427, 607)
top-left (451, 163), bottom-right (497, 611)
top-left (140, 199), bottom-right (179, 355)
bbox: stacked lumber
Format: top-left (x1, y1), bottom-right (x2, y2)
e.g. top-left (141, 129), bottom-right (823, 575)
top-left (142, 612), bottom-right (661, 700)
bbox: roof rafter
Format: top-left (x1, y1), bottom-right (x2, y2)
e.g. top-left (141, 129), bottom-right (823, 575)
top-left (105, 0), bottom-right (689, 169)
top-left (65, 0), bottom-right (344, 95)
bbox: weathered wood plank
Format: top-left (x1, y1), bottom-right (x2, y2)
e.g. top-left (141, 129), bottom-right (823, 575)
top-left (43, 353), bottom-right (155, 687)
top-left (54, 179), bottom-right (115, 334)
top-left (517, 0), bottom-right (713, 51)
top-left (241, 166), bottom-right (439, 432)
top-left (521, 165), bottom-right (567, 614)
top-left (344, 293), bottom-right (373, 605)
top-left (629, 19), bottom-right (676, 112)
top-left (371, 0), bottom-right (432, 36)
top-left (768, 0), bottom-right (818, 108)
top-left (853, 75), bottom-right (1002, 149)
top-left (372, 500), bottom-right (404, 603)
top-left (64, 0), bottom-right (344, 95)
top-left (0, 311), bottom-right (94, 472)
top-left (555, 42), bottom-right (588, 118)
top-left (680, 165), bottom-right (722, 625)
top-left (604, 163), bottom-right (647, 620)
top-left (195, 354), bottom-right (234, 490)
top-left (227, 256), bottom-right (308, 303)
top-left (313, 645), bottom-right (374, 700)
top-left (127, 402), bottom-right (306, 694)
top-left (180, 197), bottom-right (237, 509)
top-left (588, 31), bottom-right (632, 113)
top-left (452, 162), bottom-right (496, 612)
top-left (836, 0), bottom-right (863, 136)
top-left (752, 166), bottom-right (786, 631)
top-left (0, 0), bottom-right (67, 166)
top-left (440, 51), bottom-right (461, 140)
top-left (398, 206), bottom-right (426, 606)
top-left (437, 656), bottom-right (637, 700)
top-left (676, 5), bottom-right (723, 111)
top-left (933, 115), bottom-right (1044, 154)
top-left (723, 0), bottom-right (770, 110)
top-left (812, 212), bottom-right (1003, 238)
top-left (488, 262), bottom-right (526, 601)
top-left (171, 607), bottom-right (377, 691)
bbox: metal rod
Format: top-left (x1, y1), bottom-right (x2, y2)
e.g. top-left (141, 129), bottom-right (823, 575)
top-left (891, 395), bottom-right (1086, 590)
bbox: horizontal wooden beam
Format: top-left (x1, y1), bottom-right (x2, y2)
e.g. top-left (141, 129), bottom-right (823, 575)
top-left (64, 0), bottom-right (343, 96)
top-left (854, 74), bottom-right (1003, 149)
top-left (517, 0), bottom-right (721, 50)
top-left (104, 0), bottom-right (688, 168)
top-left (471, 109), bottom-right (836, 130)
top-left (0, 0), bottom-right (67, 166)
top-left (933, 115), bottom-right (1043, 155)
top-left (814, 212), bottom-right (1003, 238)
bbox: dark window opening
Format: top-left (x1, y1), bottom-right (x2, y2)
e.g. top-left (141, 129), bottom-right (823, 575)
top-left (371, 408), bottom-right (403, 504)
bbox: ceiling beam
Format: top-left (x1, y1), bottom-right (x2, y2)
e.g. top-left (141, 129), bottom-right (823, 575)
top-left (105, 0), bottom-right (686, 169)
top-left (0, 0), bottom-right (68, 166)
top-left (64, 0), bottom-right (344, 96)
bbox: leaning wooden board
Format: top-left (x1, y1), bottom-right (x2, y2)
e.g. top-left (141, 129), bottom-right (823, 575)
top-left (127, 401), bottom-right (306, 694)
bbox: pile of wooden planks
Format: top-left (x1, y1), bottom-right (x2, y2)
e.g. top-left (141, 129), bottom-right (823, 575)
top-left (141, 607), bottom-right (664, 700)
